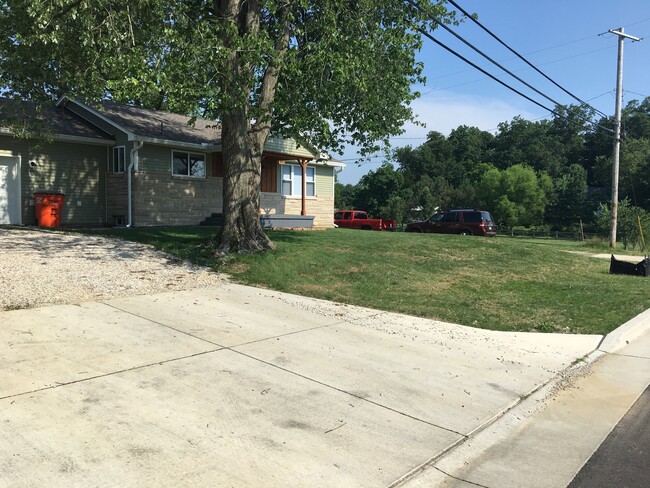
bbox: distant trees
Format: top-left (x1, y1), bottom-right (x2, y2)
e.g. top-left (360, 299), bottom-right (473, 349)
top-left (335, 98), bottom-right (650, 235)
top-left (546, 164), bottom-right (589, 228)
top-left (354, 163), bottom-right (404, 219)
top-left (476, 165), bottom-right (550, 229)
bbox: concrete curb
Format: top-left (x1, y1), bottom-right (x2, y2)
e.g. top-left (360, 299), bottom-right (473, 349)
top-left (395, 348), bottom-right (608, 487)
top-left (397, 307), bottom-right (650, 487)
top-left (598, 307), bottom-right (650, 353)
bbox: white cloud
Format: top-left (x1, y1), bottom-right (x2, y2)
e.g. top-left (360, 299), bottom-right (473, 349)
top-left (336, 92), bottom-right (541, 185)
top-left (406, 92), bottom-right (540, 137)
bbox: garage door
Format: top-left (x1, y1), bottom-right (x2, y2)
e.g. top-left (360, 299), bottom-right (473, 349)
top-left (0, 155), bottom-right (21, 225)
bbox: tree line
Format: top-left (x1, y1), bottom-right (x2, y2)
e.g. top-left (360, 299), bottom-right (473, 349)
top-left (336, 99), bottom-right (650, 245)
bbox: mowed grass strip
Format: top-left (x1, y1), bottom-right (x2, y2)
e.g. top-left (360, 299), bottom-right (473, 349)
top-left (78, 227), bottom-right (649, 335)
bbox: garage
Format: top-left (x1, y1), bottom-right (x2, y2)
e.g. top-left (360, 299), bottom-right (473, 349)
top-left (0, 154), bottom-right (21, 225)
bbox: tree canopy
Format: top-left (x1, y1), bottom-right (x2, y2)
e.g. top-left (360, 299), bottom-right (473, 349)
top-left (338, 99), bottom-right (650, 238)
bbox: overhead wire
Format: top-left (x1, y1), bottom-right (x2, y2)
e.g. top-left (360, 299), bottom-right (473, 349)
top-left (624, 90), bottom-right (650, 99)
top-left (407, 0), bottom-right (614, 136)
top-left (419, 45), bottom-right (617, 97)
top-left (623, 16), bottom-right (650, 29)
top-left (421, 43), bottom-right (614, 90)
top-left (444, 0), bottom-right (610, 119)
top-left (408, 1), bottom-right (576, 117)
top-left (416, 27), bottom-right (557, 116)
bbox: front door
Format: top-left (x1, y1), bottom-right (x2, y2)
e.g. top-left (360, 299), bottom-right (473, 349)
top-left (0, 155), bottom-right (21, 225)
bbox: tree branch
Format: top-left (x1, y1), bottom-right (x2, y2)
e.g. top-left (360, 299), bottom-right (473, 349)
top-left (254, 0), bottom-right (292, 134)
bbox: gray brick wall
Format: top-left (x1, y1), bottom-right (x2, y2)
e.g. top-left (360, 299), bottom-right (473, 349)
top-left (132, 171), bottom-right (223, 226)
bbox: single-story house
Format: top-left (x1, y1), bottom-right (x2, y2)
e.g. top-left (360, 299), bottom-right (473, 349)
top-left (0, 97), bottom-right (344, 228)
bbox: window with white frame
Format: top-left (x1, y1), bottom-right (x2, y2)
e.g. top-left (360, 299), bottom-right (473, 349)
top-left (112, 146), bottom-right (126, 173)
top-left (172, 151), bottom-right (206, 178)
top-left (281, 164), bottom-right (315, 197)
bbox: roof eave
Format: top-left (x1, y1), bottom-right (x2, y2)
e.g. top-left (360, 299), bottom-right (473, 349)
top-left (56, 96), bottom-right (136, 140)
top-left (0, 128), bottom-right (114, 146)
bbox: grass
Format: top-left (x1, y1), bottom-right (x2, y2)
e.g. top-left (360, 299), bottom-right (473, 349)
top-left (76, 227), bottom-right (649, 335)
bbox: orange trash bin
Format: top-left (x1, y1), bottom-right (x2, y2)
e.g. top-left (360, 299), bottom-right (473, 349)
top-left (34, 193), bottom-right (65, 227)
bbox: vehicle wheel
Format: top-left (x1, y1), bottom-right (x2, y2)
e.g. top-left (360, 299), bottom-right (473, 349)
top-left (407, 228), bottom-right (422, 233)
top-left (459, 229), bottom-right (472, 236)
top-left (361, 225), bottom-right (372, 230)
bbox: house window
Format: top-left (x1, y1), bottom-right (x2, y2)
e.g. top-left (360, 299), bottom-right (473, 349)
top-left (172, 151), bottom-right (206, 178)
top-left (281, 164), bottom-right (315, 197)
top-left (113, 146), bottom-right (126, 173)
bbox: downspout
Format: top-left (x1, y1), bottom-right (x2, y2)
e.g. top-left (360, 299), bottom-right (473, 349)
top-left (300, 159), bottom-right (307, 216)
top-left (127, 141), bottom-right (144, 227)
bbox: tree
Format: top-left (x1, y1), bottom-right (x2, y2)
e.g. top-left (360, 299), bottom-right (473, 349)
top-left (546, 164), bottom-right (588, 229)
top-left (395, 131), bottom-right (454, 186)
top-left (334, 183), bottom-right (357, 211)
top-left (548, 104), bottom-right (593, 168)
top-left (0, 0), bottom-right (453, 253)
top-left (354, 162), bottom-right (403, 218)
top-left (447, 125), bottom-right (494, 184)
top-left (492, 116), bottom-right (565, 177)
top-left (594, 199), bottom-right (649, 250)
top-left (619, 137), bottom-right (650, 208)
top-left (477, 164), bottom-right (549, 228)
top-left (621, 97), bottom-right (650, 140)
top-left (409, 175), bottom-right (438, 219)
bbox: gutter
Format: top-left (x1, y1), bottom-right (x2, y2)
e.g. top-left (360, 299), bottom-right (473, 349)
top-left (139, 137), bottom-right (219, 152)
top-left (127, 140), bottom-right (144, 227)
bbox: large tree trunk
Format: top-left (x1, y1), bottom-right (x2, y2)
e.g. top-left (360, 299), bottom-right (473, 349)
top-left (218, 107), bottom-right (276, 254)
top-left (214, 0), bottom-right (290, 254)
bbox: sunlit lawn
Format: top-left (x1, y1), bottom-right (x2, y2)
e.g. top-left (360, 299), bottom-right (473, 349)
top-left (78, 226), bottom-right (649, 335)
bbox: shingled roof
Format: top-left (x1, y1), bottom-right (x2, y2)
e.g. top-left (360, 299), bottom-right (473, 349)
top-left (3, 97), bottom-right (340, 164)
top-left (0, 98), bottom-right (114, 142)
top-left (95, 101), bottom-right (222, 145)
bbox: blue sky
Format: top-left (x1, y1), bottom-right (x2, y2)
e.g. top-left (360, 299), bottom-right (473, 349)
top-left (336, 0), bottom-right (650, 185)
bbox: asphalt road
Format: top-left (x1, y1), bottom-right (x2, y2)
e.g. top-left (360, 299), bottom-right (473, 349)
top-left (568, 385), bottom-right (650, 488)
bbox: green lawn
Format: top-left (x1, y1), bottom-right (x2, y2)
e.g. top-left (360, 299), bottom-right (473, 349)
top-left (78, 227), bottom-right (649, 335)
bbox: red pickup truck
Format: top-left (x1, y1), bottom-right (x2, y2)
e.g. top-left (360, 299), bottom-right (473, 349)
top-left (334, 210), bottom-right (397, 231)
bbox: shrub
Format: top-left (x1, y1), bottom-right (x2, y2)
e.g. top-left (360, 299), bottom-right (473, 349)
top-left (594, 199), bottom-right (650, 250)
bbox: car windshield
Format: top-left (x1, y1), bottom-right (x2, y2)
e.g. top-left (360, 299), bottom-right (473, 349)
top-left (429, 213), bottom-right (444, 222)
top-left (481, 211), bottom-right (493, 222)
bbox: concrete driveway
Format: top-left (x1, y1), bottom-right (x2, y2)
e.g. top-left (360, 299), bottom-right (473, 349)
top-left (0, 283), bottom-right (601, 487)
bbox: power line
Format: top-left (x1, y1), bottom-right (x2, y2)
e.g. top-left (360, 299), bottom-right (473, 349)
top-left (419, 45), bottom-right (617, 97)
top-left (585, 90), bottom-right (615, 104)
top-left (408, 13), bottom-right (614, 136)
top-left (417, 27), bottom-right (556, 115)
top-left (408, 1), bottom-right (576, 116)
top-left (623, 16), bottom-right (650, 29)
top-left (444, 0), bottom-right (610, 119)
top-left (421, 43), bottom-right (615, 91)
top-left (426, 29), bottom-right (614, 136)
top-left (624, 90), bottom-right (650, 99)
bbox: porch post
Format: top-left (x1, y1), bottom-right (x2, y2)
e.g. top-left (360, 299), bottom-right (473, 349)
top-left (300, 159), bottom-right (307, 216)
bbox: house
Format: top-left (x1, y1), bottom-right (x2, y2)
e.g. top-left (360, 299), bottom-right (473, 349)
top-left (0, 97), bottom-right (344, 228)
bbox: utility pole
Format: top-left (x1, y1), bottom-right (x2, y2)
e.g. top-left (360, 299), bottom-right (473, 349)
top-left (608, 28), bottom-right (640, 248)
